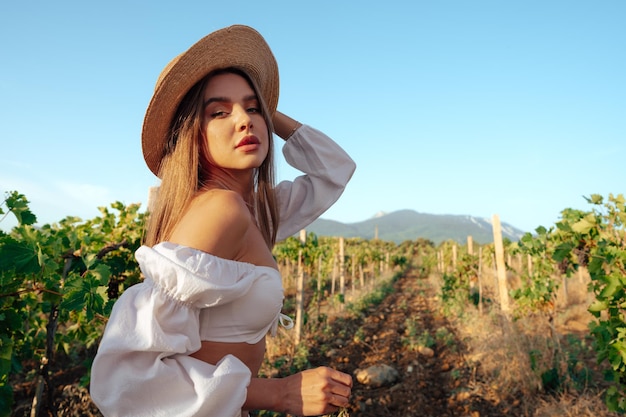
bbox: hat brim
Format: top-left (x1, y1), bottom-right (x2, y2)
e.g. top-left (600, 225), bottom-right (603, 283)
top-left (141, 25), bottom-right (279, 177)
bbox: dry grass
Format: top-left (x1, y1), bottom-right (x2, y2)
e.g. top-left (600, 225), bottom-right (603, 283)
top-left (432, 265), bottom-right (621, 417)
top-left (460, 310), bottom-right (544, 396)
top-left (532, 392), bottom-right (616, 417)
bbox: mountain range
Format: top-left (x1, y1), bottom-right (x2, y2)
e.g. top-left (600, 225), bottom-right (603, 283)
top-left (302, 209), bottom-right (526, 245)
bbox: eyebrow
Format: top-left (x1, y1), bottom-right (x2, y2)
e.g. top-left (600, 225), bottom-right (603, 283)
top-left (203, 94), bottom-right (258, 109)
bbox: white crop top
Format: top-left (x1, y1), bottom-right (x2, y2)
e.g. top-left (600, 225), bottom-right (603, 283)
top-left (139, 242), bottom-right (292, 344)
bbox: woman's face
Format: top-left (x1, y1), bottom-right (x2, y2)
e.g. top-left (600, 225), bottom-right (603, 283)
top-left (201, 72), bottom-right (269, 173)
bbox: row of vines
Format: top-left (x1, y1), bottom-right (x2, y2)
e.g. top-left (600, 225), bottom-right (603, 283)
top-left (436, 194), bottom-right (626, 412)
top-left (0, 192), bottom-right (146, 416)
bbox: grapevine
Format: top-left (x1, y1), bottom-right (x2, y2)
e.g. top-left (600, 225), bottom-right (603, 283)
top-left (0, 191), bottom-right (146, 416)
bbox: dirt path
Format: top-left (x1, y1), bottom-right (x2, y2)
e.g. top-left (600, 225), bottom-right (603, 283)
top-left (307, 268), bottom-right (524, 416)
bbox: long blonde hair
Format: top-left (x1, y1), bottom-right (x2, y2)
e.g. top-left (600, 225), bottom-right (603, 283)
top-left (143, 68), bottom-right (279, 248)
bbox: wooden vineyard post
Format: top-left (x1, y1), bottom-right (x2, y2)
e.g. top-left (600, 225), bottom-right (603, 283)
top-left (351, 254), bottom-right (356, 293)
top-left (295, 230), bottom-right (306, 345)
top-left (331, 255), bottom-right (337, 295)
top-left (437, 251), bottom-right (443, 273)
top-left (578, 265), bottom-right (585, 285)
top-left (452, 244), bottom-right (457, 270)
top-left (439, 250), bottom-right (443, 273)
top-left (492, 214), bottom-right (510, 314)
top-left (316, 255), bottom-right (323, 323)
top-left (339, 237), bottom-right (345, 296)
top-left (467, 236), bottom-right (475, 300)
top-left (478, 246), bottom-right (484, 315)
top-left (317, 256), bottom-right (322, 293)
top-left (561, 273), bottom-right (569, 307)
top-left (359, 263), bottom-right (365, 289)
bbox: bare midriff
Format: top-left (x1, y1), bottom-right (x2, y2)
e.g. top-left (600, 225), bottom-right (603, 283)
top-left (189, 338), bottom-right (266, 375)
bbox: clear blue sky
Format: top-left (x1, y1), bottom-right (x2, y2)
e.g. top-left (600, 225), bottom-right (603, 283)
top-left (1, 0), bottom-right (624, 234)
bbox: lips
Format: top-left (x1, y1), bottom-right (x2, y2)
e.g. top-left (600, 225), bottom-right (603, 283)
top-left (236, 135), bottom-right (261, 148)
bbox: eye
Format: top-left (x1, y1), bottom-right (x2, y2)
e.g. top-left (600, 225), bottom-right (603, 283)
top-left (245, 99), bottom-right (261, 114)
top-left (210, 110), bottom-right (228, 118)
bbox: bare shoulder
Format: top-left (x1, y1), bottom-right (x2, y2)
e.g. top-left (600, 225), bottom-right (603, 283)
top-left (169, 189), bottom-right (252, 259)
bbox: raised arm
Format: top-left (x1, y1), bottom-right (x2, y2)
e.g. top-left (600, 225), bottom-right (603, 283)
top-left (272, 111), bottom-right (302, 140)
top-left (273, 115), bottom-right (356, 241)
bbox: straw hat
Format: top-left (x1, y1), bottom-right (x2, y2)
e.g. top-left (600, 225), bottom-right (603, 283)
top-left (141, 25), bottom-right (279, 177)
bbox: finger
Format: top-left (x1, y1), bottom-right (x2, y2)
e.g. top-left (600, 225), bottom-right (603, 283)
top-left (329, 379), bottom-right (351, 395)
top-left (330, 392), bottom-right (350, 408)
top-left (329, 369), bottom-right (353, 387)
top-left (333, 385), bottom-right (351, 399)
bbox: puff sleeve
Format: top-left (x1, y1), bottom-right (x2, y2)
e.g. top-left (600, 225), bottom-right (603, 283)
top-left (90, 245), bottom-right (255, 417)
top-left (275, 125), bottom-right (356, 241)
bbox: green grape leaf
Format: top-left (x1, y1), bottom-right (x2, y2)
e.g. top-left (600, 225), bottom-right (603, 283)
top-left (4, 192), bottom-right (37, 226)
top-left (571, 215), bottom-right (596, 234)
top-left (89, 264), bottom-right (111, 286)
top-left (588, 194), bottom-right (604, 205)
top-left (589, 299), bottom-right (609, 313)
top-left (60, 287), bottom-right (87, 313)
top-left (0, 336), bottom-right (13, 374)
top-left (587, 256), bottom-right (605, 276)
top-left (599, 274), bottom-right (622, 300)
top-left (553, 242), bottom-right (574, 262)
top-left (0, 238), bottom-right (40, 275)
top-left (0, 383), bottom-right (14, 417)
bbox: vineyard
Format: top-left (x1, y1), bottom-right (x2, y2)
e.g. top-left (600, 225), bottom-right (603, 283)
top-left (1, 191), bottom-right (625, 416)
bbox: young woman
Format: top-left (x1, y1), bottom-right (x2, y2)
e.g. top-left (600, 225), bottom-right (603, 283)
top-left (90, 25), bottom-right (356, 417)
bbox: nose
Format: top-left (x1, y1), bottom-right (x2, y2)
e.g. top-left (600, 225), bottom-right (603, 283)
top-left (234, 105), bottom-right (253, 131)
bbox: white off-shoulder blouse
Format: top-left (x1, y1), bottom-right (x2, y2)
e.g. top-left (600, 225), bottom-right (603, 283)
top-left (90, 125), bottom-right (356, 417)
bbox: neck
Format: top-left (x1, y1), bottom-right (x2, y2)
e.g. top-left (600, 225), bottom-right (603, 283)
top-left (203, 168), bottom-right (255, 201)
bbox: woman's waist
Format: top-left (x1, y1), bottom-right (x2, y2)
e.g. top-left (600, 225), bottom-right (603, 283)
top-left (190, 338), bottom-right (266, 375)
